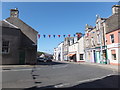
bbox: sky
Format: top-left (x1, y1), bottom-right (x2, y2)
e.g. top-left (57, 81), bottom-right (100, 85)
top-left (1, 2), bottom-right (118, 54)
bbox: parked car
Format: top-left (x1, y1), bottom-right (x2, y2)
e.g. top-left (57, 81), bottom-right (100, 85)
top-left (37, 57), bottom-right (46, 62)
top-left (46, 58), bottom-right (52, 62)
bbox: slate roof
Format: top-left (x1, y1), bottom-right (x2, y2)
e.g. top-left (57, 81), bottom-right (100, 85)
top-left (6, 17), bottom-right (38, 33)
top-left (0, 20), bottom-right (19, 29)
top-left (105, 13), bottom-right (120, 33)
top-left (105, 5), bottom-right (120, 33)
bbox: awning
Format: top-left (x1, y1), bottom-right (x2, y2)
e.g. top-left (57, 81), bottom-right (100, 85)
top-left (67, 54), bottom-right (75, 57)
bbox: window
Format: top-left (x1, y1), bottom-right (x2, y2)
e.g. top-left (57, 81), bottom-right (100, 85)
top-left (80, 54), bottom-right (84, 60)
top-left (119, 32), bottom-right (120, 43)
top-left (86, 39), bottom-right (89, 47)
top-left (96, 23), bottom-right (99, 30)
top-left (112, 54), bottom-right (116, 60)
top-left (91, 37), bottom-right (95, 46)
top-left (2, 41), bottom-right (10, 54)
top-left (111, 50), bottom-right (116, 60)
top-left (110, 34), bottom-right (114, 43)
top-left (97, 34), bottom-right (100, 44)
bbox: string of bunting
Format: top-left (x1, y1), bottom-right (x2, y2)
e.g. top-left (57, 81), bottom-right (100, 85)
top-left (37, 33), bottom-right (85, 38)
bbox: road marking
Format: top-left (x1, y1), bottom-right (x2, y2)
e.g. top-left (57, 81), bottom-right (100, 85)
top-left (1, 68), bottom-right (41, 72)
top-left (54, 83), bottom-right (70, 88)
top-left (52, 64), bottom-right (68, 69)
top-left (53, 73), bottom-right (116, 88)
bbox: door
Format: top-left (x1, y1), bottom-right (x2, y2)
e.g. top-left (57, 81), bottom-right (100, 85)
top-left (96, 51), bottom-right (100, 63)
top-left (19, 50), bottom-right (25, 64)
top-left (93, 50), bottom-right (97, 63)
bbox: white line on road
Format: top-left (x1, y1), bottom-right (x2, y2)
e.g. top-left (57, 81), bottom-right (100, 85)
top-left (53, 73), bottom-right (115, 88)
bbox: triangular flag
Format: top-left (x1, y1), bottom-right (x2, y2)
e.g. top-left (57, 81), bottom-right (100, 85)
top-left (48, 35), bottom-right (51, 38)
top-left (77, 34), bottom-right (80, 37)
top-left (53, 35), bottom-right (55, 38)
top-left (68, 34), bottom-right (70, 37)
top-left (38, 34), bottom-right (40, 38)
top-left (43, 35), bottom-right (46, 38)
top-left (63, 35), bottom-right (66, 37)
top-left (73, 34), bottom-right (76, 37)
top-left (58, 35), bottom-right (61, 37)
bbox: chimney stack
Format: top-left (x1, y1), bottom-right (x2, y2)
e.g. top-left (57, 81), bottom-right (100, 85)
top-left (112, 5), bottom-right (120, 15)
top-left (10, 8), bottom-right (19, 18)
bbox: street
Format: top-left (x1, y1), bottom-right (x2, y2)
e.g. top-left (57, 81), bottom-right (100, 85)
top-left (2, 61), bottom-right (119, 89)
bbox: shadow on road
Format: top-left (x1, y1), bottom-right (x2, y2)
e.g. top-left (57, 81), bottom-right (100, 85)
top-left (71, 75), bottom-right (119, 88)
top-left (36, 61), bottom-right (67, 66)
top-left (24, 75), bottom-right (119, 90)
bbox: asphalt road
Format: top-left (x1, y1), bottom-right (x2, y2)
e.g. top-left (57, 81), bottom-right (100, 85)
top-left (1, 61), bottom-right (119, 89)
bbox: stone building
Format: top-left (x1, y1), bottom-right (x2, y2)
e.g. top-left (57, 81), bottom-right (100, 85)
top-left (105, 5), bottom-right (120, 65)
top-left (0, 8), bottom-right (38, 65)
top-left (63, 37), bottom-right (71, 61)
top-left (84, 5), bottom-right (120, 64)
top-left (84, 17), bottom-right (107, 64)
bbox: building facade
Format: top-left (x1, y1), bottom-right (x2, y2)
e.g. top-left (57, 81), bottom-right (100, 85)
top-left (1, 8), bottom-right (38, 65)
top-left (106, 29), bottom-right (120, 65)
top-left (77, 36), bottom-right (85, 62)
top-left (105, 5), bottom-right (120, 65)
top-left (53, 42), bottom-right (64, 61)
top-left (63, 37), bottom-right (71, 61)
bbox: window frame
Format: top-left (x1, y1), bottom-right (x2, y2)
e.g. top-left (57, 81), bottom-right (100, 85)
top-left (110, 34), bottom-right (114, 43)
top-left (80, 54), bottom-right (84, 60)
top-left (2, 41), bottom-right (10, 54)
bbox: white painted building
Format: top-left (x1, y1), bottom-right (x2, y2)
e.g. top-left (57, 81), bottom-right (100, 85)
top-left (53, 42), bottom-right (64, 61)
top-left (77, 37), bottom-right (85, 62)
top-left (107, 43), bottom-right (120, 65)
top-left (53, 47), bottom-right (58, 60)
top-left (68, 42), bottom-right (78, 62)
top-left (68, 36), bottom-right (85, 62)
top-left (57, 42), bottom-right (64, 61)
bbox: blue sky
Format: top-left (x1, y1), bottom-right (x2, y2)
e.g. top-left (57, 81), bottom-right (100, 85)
top-left (2, 2), bottom-right (117, 54)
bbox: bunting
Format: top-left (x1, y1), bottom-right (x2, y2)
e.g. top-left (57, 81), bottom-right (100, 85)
top-left (43, 35), bottom-right (46, 38)
top-left (58, 35), bottom-right (61, 37)
top-left (48, 35), bottom-right (51, 38)
top-left (53, 35), bottom-right (55, 38)
top-left (37, 33), bottom-right (85, 38)
top-left (68, 34), bottom-right (70, 37)
top-left (63, 35), bottom-right (66, 37)
top-left (38, 34), bottom-right (40, 38)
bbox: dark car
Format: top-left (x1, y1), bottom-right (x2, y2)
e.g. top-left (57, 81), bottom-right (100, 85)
top-left (37, 57), bottom-right (46, 62)
top-left (46, 58), bottom-right (52, 62)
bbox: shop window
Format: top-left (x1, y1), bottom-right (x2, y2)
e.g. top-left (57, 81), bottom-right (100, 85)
top-left (111, 50), bottom-right (116, 60)
top-left (112, 54), bottom-right (116, 60)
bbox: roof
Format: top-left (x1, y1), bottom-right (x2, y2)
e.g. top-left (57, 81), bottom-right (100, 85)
top-left (0, 20), bottom-right (19, 29)
top-left (105, 13), bottom-right (119, 33)
top-left (112, 5), bottom-right (120, 8)
top-left (6, 17), bottom-right (38, 33)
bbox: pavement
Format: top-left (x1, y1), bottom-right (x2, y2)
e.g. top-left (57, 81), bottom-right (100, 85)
top-left (0, 61), bottom-right (119, 72)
